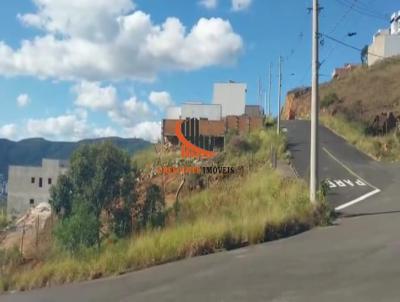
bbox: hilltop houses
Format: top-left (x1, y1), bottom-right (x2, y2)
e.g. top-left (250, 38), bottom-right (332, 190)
top-left (368, 11), bottom-right (400, 66)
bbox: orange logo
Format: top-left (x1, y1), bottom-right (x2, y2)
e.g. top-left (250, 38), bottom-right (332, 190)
top-left (175, 120), bottom-right (217, 159)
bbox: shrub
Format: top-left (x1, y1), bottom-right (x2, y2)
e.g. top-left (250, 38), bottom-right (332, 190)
top-left (321, 93), bottom-right (339, 109)
top-left (139, 185), bottom-right (166, 229)
top-left (0, 209), bottom-right (8, 229)
top-left (54, 202), bottom-right (100, 253)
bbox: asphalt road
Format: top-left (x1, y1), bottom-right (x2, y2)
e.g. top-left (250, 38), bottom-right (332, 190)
top-left (4, 121), bottom-right (400, 302)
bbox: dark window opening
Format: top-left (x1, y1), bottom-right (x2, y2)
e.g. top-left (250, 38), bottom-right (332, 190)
top-left (30, 199), bottom-right (34, 205)
top-left (31, 177), bottom-right (35, 184)
top-left (39, 177), bottom-right (43, 188)
top-left (48, 178), bottom-right (52, 185)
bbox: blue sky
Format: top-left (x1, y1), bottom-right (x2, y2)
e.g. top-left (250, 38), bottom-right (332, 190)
top-left (0, 0), bottom-right (397, 142)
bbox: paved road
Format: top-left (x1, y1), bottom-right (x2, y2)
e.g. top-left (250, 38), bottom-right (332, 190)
top-left (283, 120), bottom-right (386, 210)
top-left (4, 121), bottom-right (400, 302)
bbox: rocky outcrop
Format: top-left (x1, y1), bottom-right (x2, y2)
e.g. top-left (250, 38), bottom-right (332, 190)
top-left (281, 87), bottom-right (311, 120)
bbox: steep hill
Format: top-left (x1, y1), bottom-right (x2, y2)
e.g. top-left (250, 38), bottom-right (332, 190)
top-left (0, 137), bottom-right (150, 179)
top-left (282, 56), bottom-right (400, 124)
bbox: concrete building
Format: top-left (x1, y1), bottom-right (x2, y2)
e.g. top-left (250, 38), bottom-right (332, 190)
top-left (7, 159), bottom-right (69, 218)
top-left (368, 11), bottom-right (400, 66)
top-left (245, 105), bottom-right (264, 117)
top-left (213, 82), bottom-right (247, 117)
top-left (181, 103), bottom-right (222, 121)
top-left (166, 106), bottom-right (182, 120)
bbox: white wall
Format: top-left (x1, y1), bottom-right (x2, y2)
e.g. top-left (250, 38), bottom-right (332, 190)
top-left (165, 106), bottom-right (182, 119)
top-left (181, 103), bottom-right (222, 121)
top-left (369, 29), bottom-right (400, 66)
top-left (213, 83), bottom-right (246, 117)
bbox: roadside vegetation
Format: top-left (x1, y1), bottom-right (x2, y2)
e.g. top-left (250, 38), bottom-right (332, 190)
top-left (320, 114), bottom-right (400, 161)
top-left (0, 209), bottom-right (8, 230)
top-left (0, 127), bottom-right (332, 293)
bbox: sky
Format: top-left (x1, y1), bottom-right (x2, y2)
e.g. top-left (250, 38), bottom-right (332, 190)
top-left (0, 0), bottom-right (398, 142)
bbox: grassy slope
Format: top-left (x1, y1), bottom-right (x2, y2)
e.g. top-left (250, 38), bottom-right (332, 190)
top-left (0, 129), bottom-right (331, 292)
top-left (320, 115), bottom-right (400, 161)
top-left (283, 56), bottom-right (400, 161)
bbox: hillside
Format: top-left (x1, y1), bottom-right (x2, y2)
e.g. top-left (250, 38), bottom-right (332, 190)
top-left (282, 56), bottom-right (400, 124)
top-left (0, 137), bottom-right (150, 179)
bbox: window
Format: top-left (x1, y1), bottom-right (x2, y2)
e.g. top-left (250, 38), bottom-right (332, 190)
top-left (31, 177), bottom-right (35, 184)
top-left (29, 199), bottom-right (34, 205)
top-left (39, 177), bottom-right (43, 188)
top-left (48, 178), bottom-right (52, 185)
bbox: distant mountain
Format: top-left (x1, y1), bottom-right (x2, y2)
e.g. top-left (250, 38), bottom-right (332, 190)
top-left (0, 137), bottom-right (151, 179)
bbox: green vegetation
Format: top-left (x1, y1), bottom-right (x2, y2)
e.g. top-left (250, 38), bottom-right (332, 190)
top-left (50, 142), bottom-right (138, 251)
top-left (320, 93), bottom-right (340, 109)
top-left (0, 209), bottom-right (8, 230)
top-left (321, 114), bottom-right (400, 161)
top-left (0, 128), bottom-right (332, 293)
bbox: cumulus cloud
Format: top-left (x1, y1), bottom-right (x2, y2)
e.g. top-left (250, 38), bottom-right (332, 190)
top-left (108, 96), bottom-right (153, 127)
top-left (17, 94), bottom-right (31, 107)
top-left (0, 1), bottom-right (243, 81)
top-left (124, 121), bottom-right (161, 143)
top-left (149, 91), bottom-right (173, 109)
top-left (26, 114), bottom-right (89, 140)
top-left (199, 0), bottom-right (218, 9)
top-left (231, 0), bottom-right (252, 11)
top-left (0, 124), bottom-right (18, 139)
top-left (74, 81), bottom-right (117, 111)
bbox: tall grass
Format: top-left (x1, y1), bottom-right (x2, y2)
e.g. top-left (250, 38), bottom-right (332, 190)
top-left (0, 209), bottom-right (8, 230)
top-left (321, 114), bottom-right (400, 161)
top-left (2, 166), bottom-right (328, 292)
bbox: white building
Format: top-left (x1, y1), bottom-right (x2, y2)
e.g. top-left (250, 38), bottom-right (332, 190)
top-left (181, 102), bottom-right (222, 121)
top-left (165, 82), bottom-right (248, 120)
top-left (166, 106), bottom-right (182, 119)
top-left (7, 159), bottom-right (69, 218)
top-left (368, 11), bottom-right (400, 66)
top-left (213, 82), bottom-right (247, 117)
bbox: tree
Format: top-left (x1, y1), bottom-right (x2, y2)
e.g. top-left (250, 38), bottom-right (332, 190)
top-left (50, 174), bottom-right (73, 217)
top-left (51, 142), bottom-right (138, 251)
top-left (361, 45), bottom-right (369, 65)
top-left (54, 202), bottom-right (100, 253)
top-left (140, 184), bottom-right (165, 229)
top-left (68, 143), bottom-right (135, 216)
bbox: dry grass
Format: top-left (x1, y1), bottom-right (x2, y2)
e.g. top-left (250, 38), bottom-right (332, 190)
top-left (284, 56), bottom-right (400, 123)
top-left (320, 114), bottom-right (400, 161)
top-left (1, 166), bottom-right (329, 292)
top-left (0, 129), bottom-right (332, 293)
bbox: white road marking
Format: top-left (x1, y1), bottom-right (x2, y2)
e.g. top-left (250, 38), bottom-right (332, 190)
top-left (335, 189), bottom-right (381, 211)
top-left (322, 147), bottom-right (381, 211)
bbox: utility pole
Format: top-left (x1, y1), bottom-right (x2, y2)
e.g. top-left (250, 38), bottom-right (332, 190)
top-left (310, 0), bottom-right (320, 204)
top-left (268, 63), bottom-right (272, 116)
top-left (277, 56), bottom-right (282, 135)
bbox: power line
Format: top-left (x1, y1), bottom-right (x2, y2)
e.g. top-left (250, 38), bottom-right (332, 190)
top-left (319, 33), bottom-right (385, 58)
top-left (333, 0), bottom-right (388, 21)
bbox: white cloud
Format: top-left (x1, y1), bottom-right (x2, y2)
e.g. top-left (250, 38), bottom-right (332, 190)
top-left (74, 81), bottom-right (117, 111)
top-left (124, 121), bottom-right (161, 143)
top-left (26, 114), bottom-right (88, 140)
top-left (149, 91), bottom-right (173, 109)
top-left (199, 0), bottom-right (218, 9)
top-left (0, 1), bottom-right (243, 81)
top-left (231, 0), bottom-right (252, 11)
top-left (17, 94), bottom-right (31, 107)
top-left (108, 96), bottom-right (153, 127)
top-left (0, 124), bottom-right (18, 139)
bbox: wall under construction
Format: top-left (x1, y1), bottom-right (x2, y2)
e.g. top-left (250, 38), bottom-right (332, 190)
top-left (162, 116), bottom-right (263, 150)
